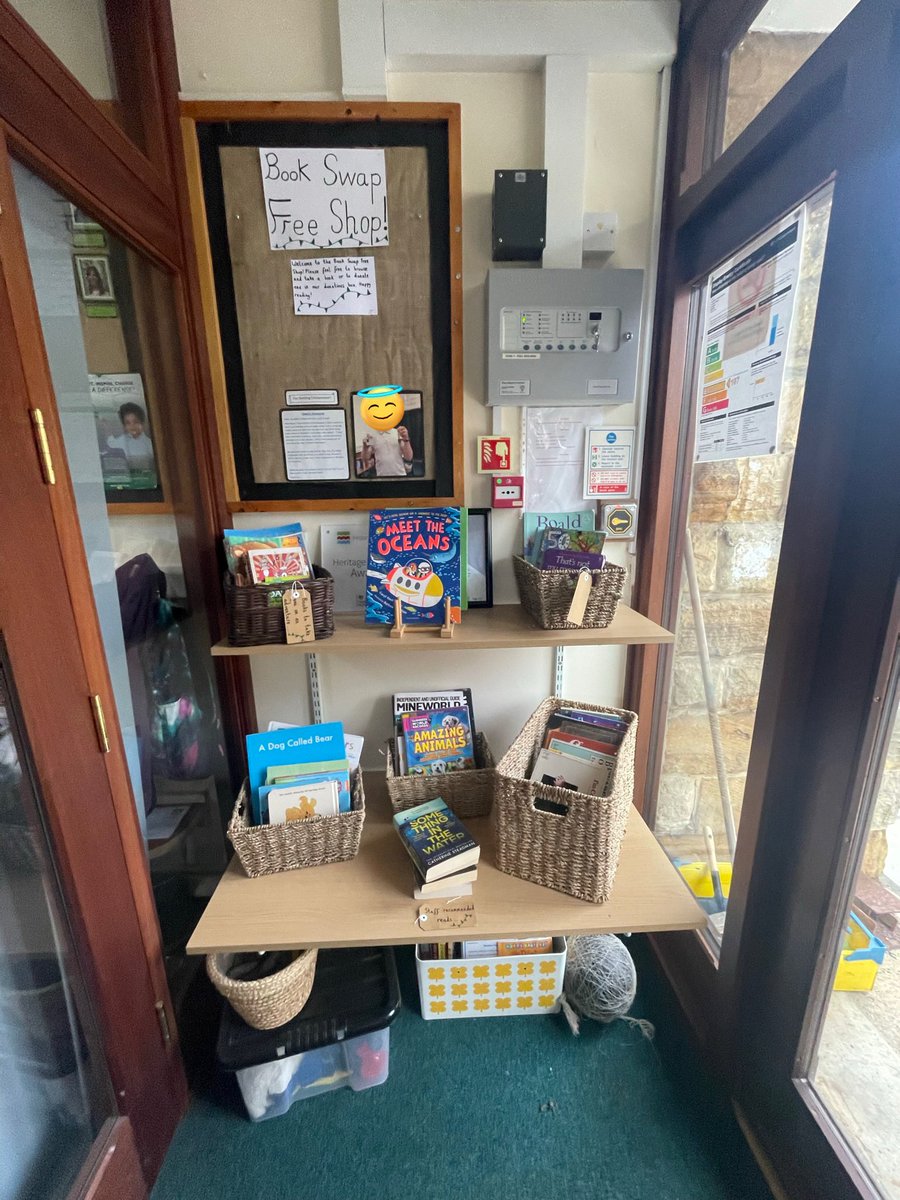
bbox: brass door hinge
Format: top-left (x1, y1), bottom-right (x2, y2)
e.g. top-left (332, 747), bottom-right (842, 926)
top-left (155, 1000), bottom-right (172, 1046)
top-left (30, 408), bottom-right (56, 485)
top-left (90, 694), bottom-right (110, 754)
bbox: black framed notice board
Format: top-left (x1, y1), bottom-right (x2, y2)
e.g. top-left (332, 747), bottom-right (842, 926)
top-left (183, 102), bottom-right (464, 512)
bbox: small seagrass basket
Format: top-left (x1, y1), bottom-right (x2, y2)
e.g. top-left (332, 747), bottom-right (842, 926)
top-left (512, 555), bottom-right (625, 631)
top-left (385, 731), bottom-right (497, 819)
top-left (227, 771), bottom-right (365, 878)
top-left (494, 697), bottom-right (638, 903)
top-left (206, 948), bottom-right (318, 1030)
top-left (225, 566), bottom-right (335, 646)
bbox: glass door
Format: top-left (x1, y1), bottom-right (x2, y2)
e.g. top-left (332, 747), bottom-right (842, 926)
top-left (0, 656), bottom-right (115, 1200)
top-left (8, 158), bottom-right (235, 1033)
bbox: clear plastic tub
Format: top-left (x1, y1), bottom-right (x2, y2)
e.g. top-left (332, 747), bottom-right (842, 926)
top-left (235, 1026), bottom-right (390, 1121)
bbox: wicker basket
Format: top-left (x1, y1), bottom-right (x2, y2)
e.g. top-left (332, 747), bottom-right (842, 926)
top-left (494, 697), bottom-right (638, 903)
top-left (512, 555), bottom-right (626, 631)
top-left (225, 566), bottom-right (335, 646)
top-left (206, 948), bottom-right (318, 1030)
top-left (227, 771), bottom-right (365, 878)
top-left (385, 731), bottom-right (497, 819)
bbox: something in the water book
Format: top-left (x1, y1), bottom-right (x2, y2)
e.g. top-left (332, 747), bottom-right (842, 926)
top-left (365, 508), bottom-right (465, 625)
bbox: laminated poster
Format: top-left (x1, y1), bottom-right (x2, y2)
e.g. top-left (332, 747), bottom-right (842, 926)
top-left (695, 206), bottom-right (806, 463)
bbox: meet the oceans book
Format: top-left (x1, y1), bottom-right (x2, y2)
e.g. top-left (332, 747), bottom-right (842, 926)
top-left (392, 798), bottom-right (480, 882)
top-left (366, 508), bottom-right (465, 625)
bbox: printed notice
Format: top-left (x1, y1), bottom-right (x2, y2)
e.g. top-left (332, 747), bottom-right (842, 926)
top-left (281, 409), bottom-right (350, 481)
top-left (259, 148), bottom-right (388, 250)
top-left (584, 428), bottom-right (635, 499)
top-left (696, 207), bottom-right (805, 463)
top-left (285, 389), bottom-right (338, 406)
top-left (291, 257), bottom-right (377, 316)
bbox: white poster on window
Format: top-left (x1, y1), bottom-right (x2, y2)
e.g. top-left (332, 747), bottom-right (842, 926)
top-left (695, 206), bottom-right (806, 463)
top-left (259, 148), bottom-right (388, 251)
top-left (291, 256), bottom-right (377, 316)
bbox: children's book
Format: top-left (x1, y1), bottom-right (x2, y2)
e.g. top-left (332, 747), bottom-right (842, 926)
top-left (265, 779), bottom-right (340, 825)
top-left (393, 798), bottom-right (480, 882)
top-left (267, 723), bottom-right (364, 773)
top-left (536, 527), bottom-right (606, 565)
top-left (245, 722), bottom-right (345, 822)
top-left (540, 548), bottom-right (606, 572)
top-left (246, 545), bottom-right (312, 585)
top-left (530, 747), bottom-right (611, 796)
top-left (401, 708), bottom-right (475, 775)
top-left (523, 510), bottom-right (595, 561)
top-left (260, 762), bottom-right (351, 818)
top-left (366, 508), bottom-right (465, 625)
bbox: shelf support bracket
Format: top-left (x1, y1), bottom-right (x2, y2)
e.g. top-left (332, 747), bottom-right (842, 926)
top-left (554, 645), bottom-right (564, 697)
top-left (307, 653), bottom-right (324, 724)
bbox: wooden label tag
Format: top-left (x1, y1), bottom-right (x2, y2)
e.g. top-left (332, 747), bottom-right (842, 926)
top-left (418, 900), bottom-right (476, 930)
top-left (565, 569), bottom-right (592, 627)
top-left (283, 586), bottom-right (315, 644)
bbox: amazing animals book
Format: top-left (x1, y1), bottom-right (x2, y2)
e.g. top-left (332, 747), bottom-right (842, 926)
top-left (365, 508), bottom-right (464, 624)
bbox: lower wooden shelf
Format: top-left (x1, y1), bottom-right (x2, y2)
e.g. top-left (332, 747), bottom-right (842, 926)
top-left (186, 774), bottom-right (703, 954)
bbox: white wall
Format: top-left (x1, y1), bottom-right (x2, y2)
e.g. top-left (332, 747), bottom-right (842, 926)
top-left (169, 1), bottom-right (662, 765)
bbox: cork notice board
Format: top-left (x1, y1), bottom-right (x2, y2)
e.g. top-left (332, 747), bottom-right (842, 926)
top-left (192, 108), bottom-right (462, 510)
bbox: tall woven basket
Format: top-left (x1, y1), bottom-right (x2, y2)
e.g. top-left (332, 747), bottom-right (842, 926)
top-left (385, 731), bottom-right (497, 820)
top-left (227, 772), bottom-right (365, 878)
top-left (494, 697), bottom-right (638, 903)
top-left (225, 566), bottom-right (335, 646)
top-left (512, 555), bottom-right (625, 631)
top-left (206, 948), bottom-right (318, 1030)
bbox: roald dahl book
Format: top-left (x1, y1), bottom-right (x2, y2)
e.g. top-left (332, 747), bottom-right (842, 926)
top-left (366, 508), bottom-right (465, 624)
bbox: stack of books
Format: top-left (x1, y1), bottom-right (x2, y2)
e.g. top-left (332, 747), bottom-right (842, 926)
top-left (523, 510), bottom-right (606, 572)
top-left (392, 689), bottom-right (477, 777)
top-left (245, 721), bottom-right (361, 825)
top-left (419, 938), bottom-right (554, 961)
top-left (393, 797), bottom-right (480, 899)
top-left (528, 705), bottom-right (629, 797)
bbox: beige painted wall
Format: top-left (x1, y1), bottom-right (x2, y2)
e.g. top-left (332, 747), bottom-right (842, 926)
top-left (165, 1), bottom-right (662, 765)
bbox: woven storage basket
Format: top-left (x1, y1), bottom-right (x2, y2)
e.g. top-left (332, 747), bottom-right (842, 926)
top-left (225, 566), bottom-right (335, 646)
top-left (385, 731), bottom-right (497, 819)
top-left (227, 771), bottom-right (365, 878)
top-left (512, 555), bottom-right (626, 631)
top-left (494, 697), bottom-right (638, 903)
top-left (206, 948), bottom-right (318, 1030)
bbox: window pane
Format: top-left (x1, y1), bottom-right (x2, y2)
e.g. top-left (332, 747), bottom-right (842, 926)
top-left (653, 184), bottom-right (833, 951)
top-left (8, 0), bottom-right (145, 151)
top-left (811, 655), bottom-right (900, 1200)
top-left (722, 0), bottom-right (861, 152)
top-left (12, 160), bottom-right (233, 1019)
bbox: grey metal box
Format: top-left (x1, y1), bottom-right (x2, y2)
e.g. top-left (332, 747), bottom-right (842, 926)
top-left (492, 169), bottom-right (547, 261)
top-left (486, 267), bottom-right (644, 406)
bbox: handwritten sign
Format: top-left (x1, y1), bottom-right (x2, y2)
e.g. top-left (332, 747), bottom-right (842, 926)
top-left (283, 586), bottom-right (315, 644)
top-left (259, 148), bottom-right (388, 250)
top-left (418, 900), bottom-right (477, 931)
top-left (291, 256), bottom-right (377, 316)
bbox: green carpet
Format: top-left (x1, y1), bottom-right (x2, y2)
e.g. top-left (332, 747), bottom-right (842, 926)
top-left (152, 938), bottom-right (772, 1200)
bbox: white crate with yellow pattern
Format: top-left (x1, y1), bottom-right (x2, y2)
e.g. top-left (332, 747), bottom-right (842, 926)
top-left (415, 939), bottom-right (567, 1020)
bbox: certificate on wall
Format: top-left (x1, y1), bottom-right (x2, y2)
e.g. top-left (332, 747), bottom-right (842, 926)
top-left (280, 409), bottom-right (350, 481)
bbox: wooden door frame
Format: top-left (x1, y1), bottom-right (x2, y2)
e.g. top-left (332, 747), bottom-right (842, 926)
top-left (628, 0), bottom-right (900, 1195)
top-left (0, 0), bottom-right (256, 1185)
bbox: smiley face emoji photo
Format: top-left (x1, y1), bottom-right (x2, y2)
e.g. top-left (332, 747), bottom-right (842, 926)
top-left (358, 385), bottom-right (405, 431)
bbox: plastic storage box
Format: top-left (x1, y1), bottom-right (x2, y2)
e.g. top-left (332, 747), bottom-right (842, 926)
top-left (416, 938), bottom-right (566, 1019)
top-left (217, 946), bottom-right (400, 1121)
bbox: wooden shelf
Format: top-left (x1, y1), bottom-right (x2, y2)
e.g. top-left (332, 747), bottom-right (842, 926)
top-left (211, 603), bottom-right (673, 657)
top-left (186, 774), bottom-right (702, 954)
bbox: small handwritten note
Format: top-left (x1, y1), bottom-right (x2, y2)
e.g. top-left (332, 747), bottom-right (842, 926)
top-left (291, 257), bottom-right (377, 316)
top-left (283, 586), bottom-right (315, 644)
top-left (418, 900), bottom-right (477, 930)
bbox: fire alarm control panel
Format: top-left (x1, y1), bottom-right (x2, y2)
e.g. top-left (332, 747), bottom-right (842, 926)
top-left (486, 268), bottom-right (643, 406)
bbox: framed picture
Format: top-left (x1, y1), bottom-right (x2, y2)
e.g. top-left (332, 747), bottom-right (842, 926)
top-left (75, 255), bottom-right (115, 302)
top-left (68, 203), bottom-right (102, 230)
top-left (352, 389), bottom-right (426, 480)
top-left (466, 508), bottom-right (493, 608)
